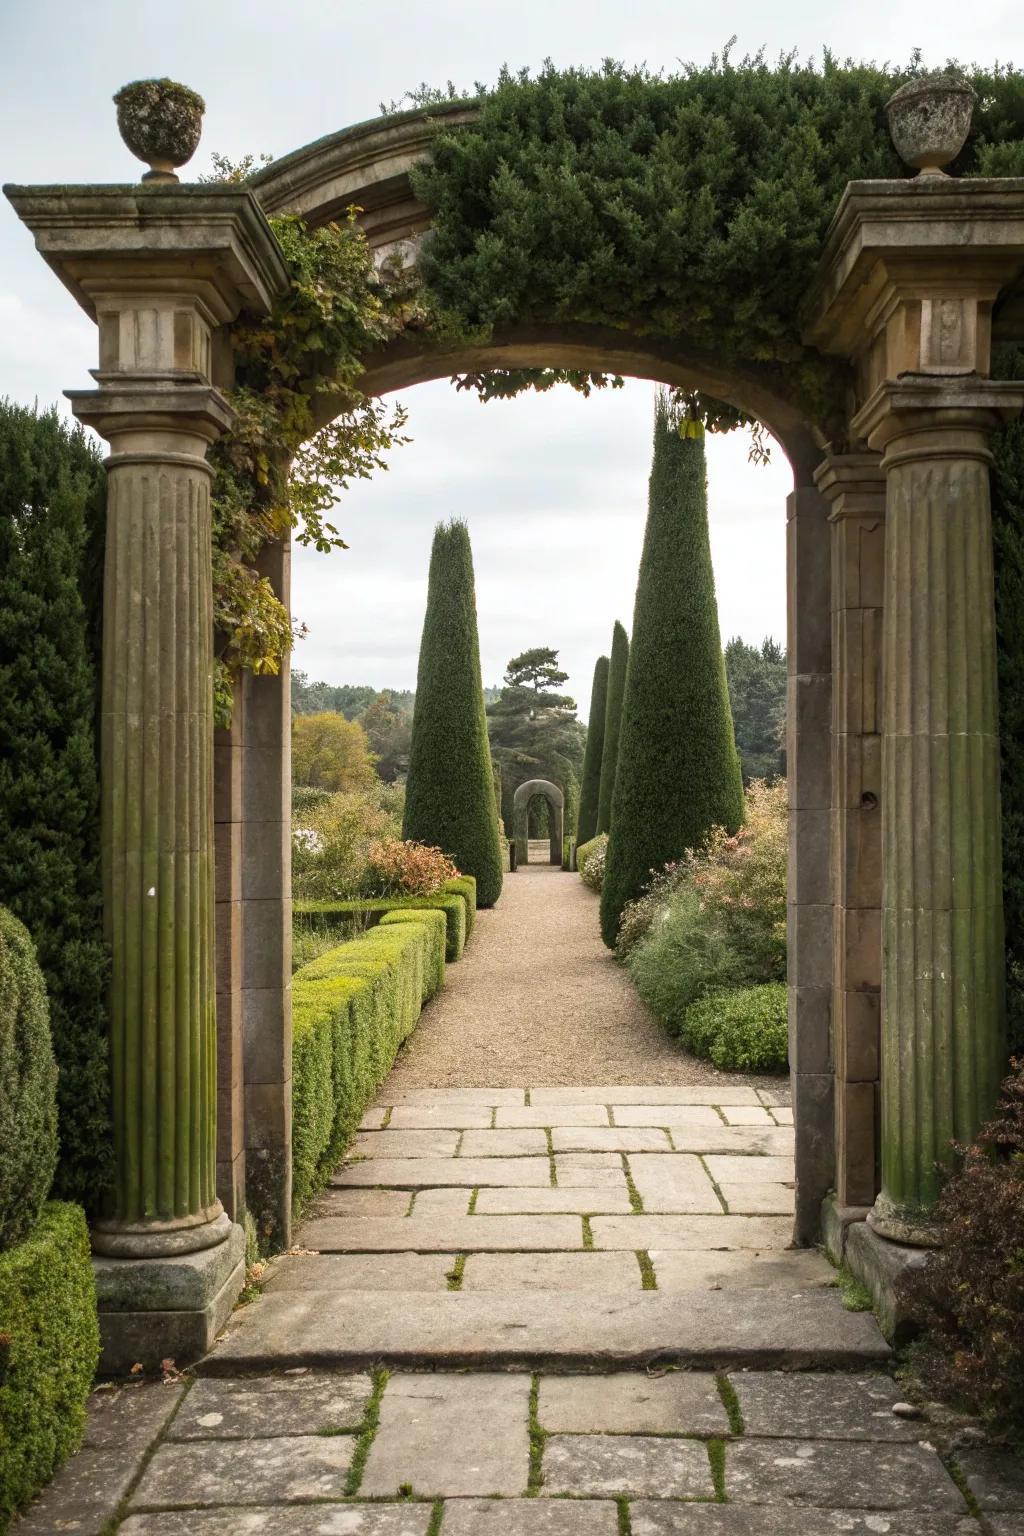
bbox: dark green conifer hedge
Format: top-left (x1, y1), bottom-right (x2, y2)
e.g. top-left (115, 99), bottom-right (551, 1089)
top-left (576, 654), bottom-right (609, 846)
top-left (596, 621), bottom-right (629, 836)
top-left (601, 399), bottom-right (744, 947)
top-left (0, 402), bottom-right (111, 1208)
top-left (403, 520), bottom-right (503, 906)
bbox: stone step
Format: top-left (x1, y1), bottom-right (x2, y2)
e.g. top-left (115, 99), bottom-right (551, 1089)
top-left (205, 1287), bottom-right (891, 1375)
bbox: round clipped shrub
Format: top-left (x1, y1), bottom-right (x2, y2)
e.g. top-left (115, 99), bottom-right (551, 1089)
top-left (681, 983), bottom-right (789, 1073)
top-left (0, 909), bottom-right (59, 1252)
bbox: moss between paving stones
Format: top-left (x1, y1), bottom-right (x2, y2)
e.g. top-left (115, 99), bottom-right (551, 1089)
top-left (0, 1201), bottom-right (99, 1530)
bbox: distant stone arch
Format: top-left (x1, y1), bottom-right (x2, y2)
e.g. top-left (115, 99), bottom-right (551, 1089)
top-left (512, 779), bottom-right (564, 867)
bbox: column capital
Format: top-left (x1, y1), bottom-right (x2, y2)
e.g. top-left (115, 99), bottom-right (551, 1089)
top-left (814, 452), bottom-right (886, 522)
top-left (852, 376), bottom-right (1024, 463)
top-left (803, 177), bottom-right (1024, 415)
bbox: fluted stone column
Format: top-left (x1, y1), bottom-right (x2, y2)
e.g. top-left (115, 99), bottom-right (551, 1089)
top-left (858, 382), bottom-right (1024, 1245)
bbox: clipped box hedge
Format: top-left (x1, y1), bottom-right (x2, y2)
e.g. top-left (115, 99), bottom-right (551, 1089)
top-left (378, 908), bottom-right (447, 999)
top-left (296, 886), bottom-right (468, 962)
top-left (291, 918), bottom-right (438, 1215)
top-left (0, 1202), bottom-right (99, 1529)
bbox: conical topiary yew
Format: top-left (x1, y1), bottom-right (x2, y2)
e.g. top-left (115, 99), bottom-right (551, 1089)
top-left (576, 654), bottom-right (609, 847)
top-left (596, 620), bottom-right (629, 836)
top-left (403, 520), bottom-right (503, 906)
top-left (601, 394), bottom-right (745, 947)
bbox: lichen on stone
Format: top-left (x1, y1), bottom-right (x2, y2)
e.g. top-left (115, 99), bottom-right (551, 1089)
top-left (114, 77), bottom-right (205, 168)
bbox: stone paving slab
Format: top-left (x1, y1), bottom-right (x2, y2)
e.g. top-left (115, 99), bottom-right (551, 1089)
top-left (656, 1127), bottom-right (796, 1156)
top-left (13, 1445), bottom-right (151, 1535)
top-left (720, 1182), bottom-right (794, 1215)
top-left (496, 1104), bottom-right (611, 1127)
top-left (312, 1187), bottom-right (413, 1217)
top-left (530, 1087), bottom-right (763, 1106)
top-left (168, 1371), bottom-right (371, 1438)
top-left (385, 1106), bottom-right (495, 1129)
top-left (730, 1372), bottom-right (925, 1441)
top-left (725, 1438), bottom-right (965, 1509)
top-left (650, 1248), bottom-right (834, 1290)
top-left (629, 1508), bottom-right (977, 1535)
top-left (613, 1104), bottom-right (724, 1127)
top-left (409, 1187), bottom-right (474, 1215)
top-left (83, 1379), bottom-right (185, 1449)
top-left (460, 1127), bottom-right (549, 1156)
top-left (475, 1185), bottom-right (634, 1214)
top-left (958, 1449), bottom-right (1024, 1510)
top-left (705, 1155), bottom-right (795, 1184)
top-left (208, 1289), bottom-right (890, 1372)
top-left (298, 1215), bottom-right (583, 1252)
top-left (721, 1106), bottom-right (776, 1125)
top-left (349, 1129), bottom-right (460, 1157)
top-left (538, 1371), bottom-right (729, 1434)
top-left (376, 1087), bottom-right (526, 1106)
top-left (555, 1153), bottom-right (632, 1188)
top-left (360, 1372), bottom-right (530, 1496)
top-left (771, 1106), bottom-right (795, 1124)
top-left (552, 1126), bottom-right (674, 1153)
top-left (757, 1087), bottom-right (792, 1107)
top-left (130, 1433), bottom-right (354, 1507)
top-left (266, 1253), bottom-right (456, 1291)
top-left (442, 1501), bottom-right (619, 1534)
top-left (542, 1432), bottom-right (713, 1498)
top-left (627, 1153), bottom-right (725, 1213)
top-left (332, 1156), bottom-right (552, 1187)
top-left (121, 1506), bottom-right (434, 1533)
top-left (461, 1252), bottom-right (641, 1290)
top-left (592, 1215), bottom-right (793, 1250)
top-left (989, 1520), bottom-right (1024, 1535)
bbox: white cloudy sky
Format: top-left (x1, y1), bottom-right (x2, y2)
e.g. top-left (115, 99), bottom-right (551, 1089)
top-left (1, 0), bottom-right (1013, 715)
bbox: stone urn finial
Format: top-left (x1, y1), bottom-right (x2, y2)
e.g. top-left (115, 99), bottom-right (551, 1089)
top-left (114, 78), bottom-right (205, 183)
top-left (885, 71), bottom-right (977, 177)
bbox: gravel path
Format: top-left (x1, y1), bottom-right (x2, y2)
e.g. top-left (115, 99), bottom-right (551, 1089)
top-left (386, 863), bottom-right (783, 1089)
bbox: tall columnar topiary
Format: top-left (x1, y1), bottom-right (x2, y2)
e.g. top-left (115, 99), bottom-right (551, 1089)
top-left (0, 402), bottom-right (112, 1208)
top-left (601, 395), bottom-right (745, 948)
top-left (403, 520), bottom-right (503, 906)
top-left (0, 907), bottom-right (58, 1251)
top-left (576, 655), bottom-right (609, 846)
top-left (596, 622), bottom-right (629, 836)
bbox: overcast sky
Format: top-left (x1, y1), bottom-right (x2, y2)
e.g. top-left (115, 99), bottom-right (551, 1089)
top-left (1, 0), bottom-right (1013, 715)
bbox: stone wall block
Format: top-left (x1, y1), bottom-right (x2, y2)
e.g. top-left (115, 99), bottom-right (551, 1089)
top-left (787, 675), bottom-right (832, 810)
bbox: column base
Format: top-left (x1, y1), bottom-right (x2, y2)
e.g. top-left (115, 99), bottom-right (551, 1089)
top-left (867, 1191), bottom-right (944, 1249)
top-left (93, 1218), bottom-right (245, 1375)
top-left (844, 1217), bottom-right (931, 1344)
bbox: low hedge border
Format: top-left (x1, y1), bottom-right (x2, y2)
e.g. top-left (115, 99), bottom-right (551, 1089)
top-left (0, 1201), bottom-right (99, 1530)
top-left (681, 983), bottom-right (789, 1073)
top-left (290, 916), bottom-right (443, 1215)
top-left (296, 885), bottom-right (468, 962)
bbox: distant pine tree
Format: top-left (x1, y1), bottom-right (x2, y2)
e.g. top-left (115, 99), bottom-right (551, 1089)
top-left (596, 621), bottom-right (629, 836)
top-left (403, 520), bottom-right (503, 906)
top-left (576, 654), bottom-right (609, 845)
top-left (601, 394), bottom-right (744, 947)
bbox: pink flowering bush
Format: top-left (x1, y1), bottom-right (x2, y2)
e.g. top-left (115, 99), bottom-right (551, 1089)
top-left (364, 838), bottom-right (459, 898)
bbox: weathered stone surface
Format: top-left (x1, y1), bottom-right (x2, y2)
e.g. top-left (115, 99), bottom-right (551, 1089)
top-left (385, 1106), bottom-right (493, 1129)
top-left (541, 1432), bottom-right (713, 1498)
top-left (592, 1215), bottom-right (793, 1250)
top-left (613, 1105), bottom-right (723, 1127)
top-left (958, 1449), bottom-right (1024, 1510)
top-left (376, 1088), bottom-right (525, 1106)
top-left (719, 1183), bottom-right (794, 1215)
top-left (310, 1188), bottom-right (411, 1217)
top-left (722, 1106), bottom-right (776, 1126)
top-left (530, 1087), bottom-right (761, 1106)
top-left (14, 1447), bottom-right (148, 1534)
top-left (442, 1501), bottom-right (618, 1533)
top-left (121, 1506), bottom-right (433, 1533)
top-left (332, 1157), bottom-right (551, 1188)
top-left (626, 1154), bottom-right (724, 1213)
top-left (651, 1249), bottom-right (834, 1291)
top-left (658, 1127), bottom-right (796, 1156)
top-left (169, 1371), bottom-right (372, 1438)
top-left (358, 1106), bottom-right (389, 1129)
top-left (496, 1105), bottom-right (611, 1127)
top-left (462, 1252), bottom-right (640, 1290)
top-left (555, 1154), bottom-right (630, 1188)
top-left (844, 1219), bottom-right (929, 1341)
top-left (409, 1187), bottom-right (472, 1215)
top-left (361, 1372), bottom-right (530, 1496)
top-left (731, 1372), bottom-right (925, 1441)
top-left (298, 1215), bottom-right (582, 1252)
top-left (460, 1128), bottom-right (549, 1156)
top-left (83, 1380), bottom-right (186, 1449)
top-left (265, 1254), bottom-right (455, 1291)
top-left (349, 1129), bottom-right (459, 1158)
top-left (208, 1287), bottom-right (889, 1372)
top-left (705, 1156), bottom-right (795, 1184)
top-left (772, 1107), bottom-right (795, 1124)
top-left (131, 1433), bottom-right (354, 1507)
top-left (539, 1371), bottom-right (728, 1434)
top-left (725, 1438), bottom-right (965, 1508)
top-left (475, 1186), bottom-right (633, 1214)
top-left (630, 1507), bottom-right (976, 1534)
top-left (757, 1088), bottom-right (792, 1108)
top-left (988, 1521), bottom-right (1024, 1535)
top-left (552, 1127), bottom-right (672, 1153)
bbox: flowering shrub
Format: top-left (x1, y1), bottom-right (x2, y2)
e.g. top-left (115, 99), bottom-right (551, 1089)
top-left (292, 781), bottom-right (404, 900)
top-left (577, 833), bottom-right (608, 892)
top-left (364, 839), bottom-right (459, 898)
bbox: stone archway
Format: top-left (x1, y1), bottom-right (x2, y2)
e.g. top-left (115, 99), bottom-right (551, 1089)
top-left (10, 100), bottom-right (1024, 1366)
top-left (512, 778), bottom-right (565, 867)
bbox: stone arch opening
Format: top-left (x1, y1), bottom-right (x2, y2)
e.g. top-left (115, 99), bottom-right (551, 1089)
top-left (512, 778), bottom-right (565, 867)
